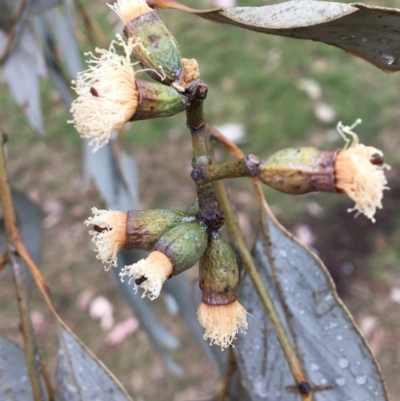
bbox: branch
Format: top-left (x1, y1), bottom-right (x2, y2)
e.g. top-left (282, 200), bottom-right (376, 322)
top-left (9, 247), bottom-right (47, 401)
top-left (186, 82), bottom-right (224, 230)
top-left (194, 155), bottom-right (261, 181)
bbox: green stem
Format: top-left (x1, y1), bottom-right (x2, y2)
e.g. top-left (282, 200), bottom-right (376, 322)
top-left (199, 155), bottom-right (261, 181)
top-left (186, 82), bottom-right (224, 230)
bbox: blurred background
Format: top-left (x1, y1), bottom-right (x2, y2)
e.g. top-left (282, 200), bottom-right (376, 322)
top-left (1, 0), bottom-right (400, 400)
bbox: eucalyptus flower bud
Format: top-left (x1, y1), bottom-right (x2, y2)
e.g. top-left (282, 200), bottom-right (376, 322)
top-left (258, 120), bottom-right (390, 222)
top-left (85, 208), bottom-right (188, 269)
top-left (258, 147), bottom-right (337, 195)
top-left (197, 233), bottom-right (248, 349)
top-left (69, 34), bottom-right (187, 151)
top-left (126, 209), bottom-right (186, 250)
top-left (120, 220), bottom-right (207, 299)
top-left (109, 0), bottom-right (182, 85)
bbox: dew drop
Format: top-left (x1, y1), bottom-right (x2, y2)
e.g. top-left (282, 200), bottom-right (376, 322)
top-left (315, 291), bottom-right (335, 315)
top-left (253, 376), bottom-right (269, 397)
top-left (336, 335), bottom-right (343, 341)
top-left (351, 35), bottom-right (356, 39)
top-left (341, 35), bottom-right (351, 40)
top-left (336, 377), bottom-right (346, 386)
top-left (339, 357), bottom-right (349, 368)
top-left (380, 38), bottom-right (391, 43)
top-left (279, 249), bottom-right (287, 258)
top-left (320, 377), bottom-right (328, 385)
top-left (310, 362), bottom-right (320, 371)
top-left (355, 375), bottom-right (367, 385)
top-left (299, 309), bottom-right (304, 315)
top-left (361, 37), bottom-right (368, 43)
top-left (382, 53), bottom-right (396, 65)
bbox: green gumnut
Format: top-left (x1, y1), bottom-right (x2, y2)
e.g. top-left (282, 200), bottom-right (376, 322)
top-left (199, 232), bottom-right (239, 305)
top-left (126, 209), bottom-right (187, 251)
top-left (124, 11), bottom-right (182, 85)
top-left (258, 147), bottom-right (337, 194)
top-left (153, 220), bottom-right (208, 276)
top-left (133, 80), bottom-right (188, 121)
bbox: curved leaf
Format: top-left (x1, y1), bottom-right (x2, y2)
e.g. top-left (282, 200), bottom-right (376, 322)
top-left (0, 335), bottom-right (40, 401)
top-left (234, 202), bottom-right (388, 400)
top-left (151, 0), bottom-right (400, 72)
top-left (56, 324), bottom-right (133, 401)
top-left (0, 189), bottom-right (43, 286)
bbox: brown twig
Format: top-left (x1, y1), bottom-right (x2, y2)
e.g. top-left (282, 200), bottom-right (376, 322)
top-left (9, 246), bottom-right (46, 401)
top-left (0, 251), bottom-right (9, 272)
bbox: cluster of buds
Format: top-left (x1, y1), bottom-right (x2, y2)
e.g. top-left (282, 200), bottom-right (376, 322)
top-left (258, 120), bottom-right (390, 222)
top-left (85, 205), bottom-right (248, 348)
top-left (69, 0), bottom-right (199, 151)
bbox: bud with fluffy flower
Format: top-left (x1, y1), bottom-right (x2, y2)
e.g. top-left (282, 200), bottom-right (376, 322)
top-left (197, 232), bottom-right (248, 349)
top-left (70, 34), bottom-right (187, 151)
top-left (120, 220), bottom-right (208, 299)
top-left (85, 208), bottom-right (190, 269)
top-left (109, 0), bottom-right (182, 85)
top-left (258, 119), bottom-right (390, 222)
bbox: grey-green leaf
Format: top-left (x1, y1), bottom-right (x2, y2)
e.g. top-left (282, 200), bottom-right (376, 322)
top-left (1, 20), bottom-right (46, 135)
top-left (162, 0), bottom-right (400, 72)
top-left (234, 206), bottom-right (388, 400)
top-left (56, 325), bottom-right (133, 401)
top-left (0, 335), bottom-right (35, 400)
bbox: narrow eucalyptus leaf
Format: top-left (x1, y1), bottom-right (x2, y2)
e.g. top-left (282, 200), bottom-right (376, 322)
top-left (163, 274), bottom-right (224, 375)
top-left (0, 190), bottom-right (43, 286)
top-left (56, 324), bottom-right (132, 401)
top-left (1, 20), bottom-right (46, 135)
top-left (116, 251), bottom-right (180, 349)
top-left (46, 7), bottom-right (83, 78)
top-left (29, 0), bottom-right (62, 15)
top-left (0, 335), bottom-right (35, 400)
top-left (234, 204), bottom-right (388, 400)
top-left (162, 0), bottom-right (400, 72)
top-left (114, 251), bottom-right (184, 376)
top-left (83, 142), bottom-right (136, 211)
top-left (12, 189), bottom-right (43, 268)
